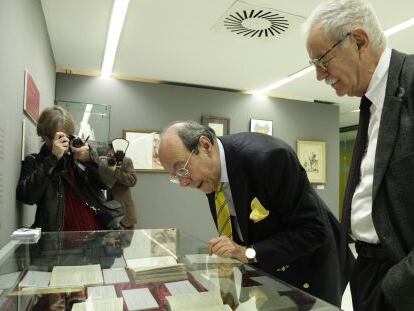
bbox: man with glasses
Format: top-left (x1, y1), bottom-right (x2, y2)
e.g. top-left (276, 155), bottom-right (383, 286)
top-left (304, 1), bottom-right (414, 310)
top-left (158, 121), bottom-right (353, 307)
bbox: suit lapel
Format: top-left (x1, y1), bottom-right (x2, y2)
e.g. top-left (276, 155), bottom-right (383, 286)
top-left (372, 50), bottom-right (405, 199)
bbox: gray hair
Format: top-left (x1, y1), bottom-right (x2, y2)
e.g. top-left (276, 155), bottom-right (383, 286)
top-left (162, 121), bottom-right (216, 154)
top-left (303, 0), bottom-right (386, 53)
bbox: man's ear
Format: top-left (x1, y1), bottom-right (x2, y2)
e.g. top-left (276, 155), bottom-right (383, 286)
top-left (198, 136), bottom-right (213, 154)
top-left (352, 28), bottom-right (369, 52)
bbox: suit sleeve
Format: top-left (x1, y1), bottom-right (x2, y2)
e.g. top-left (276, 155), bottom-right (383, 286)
top-left (381, 250), bottom-right (414, 310)
top-left (114, 157), bottom-right (137, 187)
top-left (251, 148), bottom-right (328, 266)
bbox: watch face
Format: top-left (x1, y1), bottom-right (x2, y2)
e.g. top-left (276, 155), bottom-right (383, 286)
top-left (245, 247), bottom-right (256, 259)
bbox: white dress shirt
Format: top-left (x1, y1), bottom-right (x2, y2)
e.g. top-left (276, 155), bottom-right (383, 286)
top-left (351, 48), bottom-right (392, 244)
top-left (217, 139), bottom-right (244, 242)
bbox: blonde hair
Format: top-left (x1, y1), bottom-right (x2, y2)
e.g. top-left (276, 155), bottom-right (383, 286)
top-left (37, 106), bottom-right (76, 140)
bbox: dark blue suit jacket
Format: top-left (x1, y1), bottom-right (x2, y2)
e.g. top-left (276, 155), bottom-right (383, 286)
top-left (207, 133), bottom-right (354, 307)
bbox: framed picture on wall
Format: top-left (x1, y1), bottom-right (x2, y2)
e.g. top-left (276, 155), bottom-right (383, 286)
top-left (201, 115), bottom-right (230, 137)
top-left (123, 129), bottom-right (165, 172)
top-left (250, 119), bottom-right (273, 136)
top-left (23, 69), bottom-right (40, 124)
top-left (297, 140), bottom-right (326, 183)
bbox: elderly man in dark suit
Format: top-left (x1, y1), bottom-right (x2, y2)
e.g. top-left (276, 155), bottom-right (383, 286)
top-left (158, 121), bottom-right (354, 307)
top-left (305, 1), bottom-right (414, 310)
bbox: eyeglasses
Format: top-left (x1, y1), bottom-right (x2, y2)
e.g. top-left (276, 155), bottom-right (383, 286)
top-left (169, 150), bottom-right (195, 184)
top-left (309, 32), bottom-right (351, 70)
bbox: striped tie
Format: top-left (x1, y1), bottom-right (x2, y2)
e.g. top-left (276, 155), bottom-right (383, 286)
top-left (215, 183), bottom-right (233, 239)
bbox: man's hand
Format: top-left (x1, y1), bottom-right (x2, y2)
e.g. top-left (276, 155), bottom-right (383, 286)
top-left (51, 132), bottom-right (69, 160)
top-left (208, 236), bottom-right (248, 263)
top-left (70, 143), bottom-right (91, 162)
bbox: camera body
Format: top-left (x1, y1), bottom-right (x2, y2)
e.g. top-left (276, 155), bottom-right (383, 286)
top-left (108, 150), bottom-right (125, 167)
top-left (68, 135), bottom-right (85, 148)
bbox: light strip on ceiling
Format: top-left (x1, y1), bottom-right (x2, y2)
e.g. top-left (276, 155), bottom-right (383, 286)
top-left (101, 0), bottom-right (130, 78)
top-left (251, 66), bottom-right (314, 95)
top-left (251, 17), bottom-right (414, 95)
top-left (384, 17), bottom-right (414, 36)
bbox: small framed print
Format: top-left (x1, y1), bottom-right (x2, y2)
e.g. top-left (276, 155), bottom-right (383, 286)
top-left (201, 115), bottom-right (230, 137)
top-left (297, 140), bottom-right (326, 183)
top-left (250, 119), bottom-right (273, 136)
top-left (23, 70), bottom-right (40, 124)
top-left (123, 129), bottom-right (165, 172)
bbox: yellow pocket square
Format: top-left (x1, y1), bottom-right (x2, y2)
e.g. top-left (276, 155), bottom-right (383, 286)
top-left (250, 197), bottom-right (269, 223)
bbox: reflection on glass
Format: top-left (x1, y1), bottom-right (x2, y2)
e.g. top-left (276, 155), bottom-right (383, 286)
top-left (0, 229), bottom-right (339, 310)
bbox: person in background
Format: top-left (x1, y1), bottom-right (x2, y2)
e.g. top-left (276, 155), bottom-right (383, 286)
top-left (158, 121), bottom-right (354, 307)
top-left (100, 143), bottom-right (137, 229)
top-left (17, 106), bottom-right (115, 231)
top-left (304, 1), bottom-right (414, 310)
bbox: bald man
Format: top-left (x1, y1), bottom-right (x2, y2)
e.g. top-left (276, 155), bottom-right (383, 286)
top-left (159, 121), bottom-right (354, 306)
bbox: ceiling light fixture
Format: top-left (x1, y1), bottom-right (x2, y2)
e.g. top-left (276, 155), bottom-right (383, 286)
top-left (250, 66), bottom-right (314, 95)
top-left (100, 0), bottom-right (130, 78)
top-left (250, 17), bottom-right (414, 95)
top-left (384, 17), bottom-right (414, 36)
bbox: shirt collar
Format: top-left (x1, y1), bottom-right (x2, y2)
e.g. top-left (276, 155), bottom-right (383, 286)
top-left (217, 139), bottom-right (228, 183)
top-left (365, 47), bottom-right (391, 107)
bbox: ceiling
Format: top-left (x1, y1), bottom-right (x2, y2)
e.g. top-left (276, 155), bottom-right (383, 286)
top-left (40, 0), bottom-right (414, 128)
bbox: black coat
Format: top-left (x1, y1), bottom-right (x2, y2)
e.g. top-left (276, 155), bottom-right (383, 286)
top-left (17, 144), bottom-right (115, 231)
top-left (207, 133), bottom-right (354, 307)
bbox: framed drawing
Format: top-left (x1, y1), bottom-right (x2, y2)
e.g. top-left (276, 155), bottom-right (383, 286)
top-left (250, 119), bottom-right (273, 136)
top-left (297, 140), bottom-right (326, 183)
top-left (23, 70), bottom-right (40, 124)
top-left (123, 129), bottom-right (165, 172)
top-left (201, 115), bottom-right (230, 137)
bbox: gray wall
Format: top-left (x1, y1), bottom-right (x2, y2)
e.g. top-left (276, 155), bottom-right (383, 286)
top-left (56, 74), bottom-right (339, 242)
top-left (0, 0), bottom-right (56, 246)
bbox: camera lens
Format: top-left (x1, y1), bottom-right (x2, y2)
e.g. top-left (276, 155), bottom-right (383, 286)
top-left (69, 135), bottom-right (84, 148)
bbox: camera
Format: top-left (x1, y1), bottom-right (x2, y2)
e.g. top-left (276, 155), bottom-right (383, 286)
top-left (108, 150), bottom-right (125, 167)
top-left (68, 135), bottom-right (85, 148)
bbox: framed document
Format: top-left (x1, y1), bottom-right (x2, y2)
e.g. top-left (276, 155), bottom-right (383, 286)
top-left (123, 129), bottom-right (165, 172)
top-left (297, 140), bottom-right (326, 183)
top-left (201, 115), bottom-right (230, 137)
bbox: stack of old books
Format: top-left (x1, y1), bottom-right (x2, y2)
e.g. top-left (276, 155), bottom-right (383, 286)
top-left (126, 255), bottom-right (187, 284)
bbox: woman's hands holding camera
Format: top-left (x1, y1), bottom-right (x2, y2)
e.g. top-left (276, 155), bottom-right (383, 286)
top-left (50, 132), bottom-right (90, 162)
top-left (70, 143), bottom-right (90, 162)
top-left (51, 132), bottom-right (69, 160)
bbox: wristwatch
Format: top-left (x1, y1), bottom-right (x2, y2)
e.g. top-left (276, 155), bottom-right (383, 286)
top-left (245, 245), bottom-right (257, 263)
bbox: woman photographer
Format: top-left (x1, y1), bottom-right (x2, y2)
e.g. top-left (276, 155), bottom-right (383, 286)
top-left (17, 106), bottom-right (117, 231)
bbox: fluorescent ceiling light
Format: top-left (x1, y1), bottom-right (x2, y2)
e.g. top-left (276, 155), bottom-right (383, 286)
top-left (251, 17), bottom-right (414, 95)
top-left (79, 104), bottom-right (94, 139)
top-left (101, 0), bottom-right (130, 78)
top-left (384, 17), bottom-right (414, 37)
top-left (251, 66), bottom-right (314, 95)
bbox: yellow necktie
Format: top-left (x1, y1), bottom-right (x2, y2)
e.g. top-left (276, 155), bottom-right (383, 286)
top-left (215, 183), bottom-right (233, 239)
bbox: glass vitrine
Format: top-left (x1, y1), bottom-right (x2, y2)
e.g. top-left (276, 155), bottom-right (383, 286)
top-left (0, 229), bottom-right (339, 310)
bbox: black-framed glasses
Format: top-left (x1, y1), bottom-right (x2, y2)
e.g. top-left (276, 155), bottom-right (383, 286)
top-left (169, 150), bottom-right (195, 184)
top-left (309, 32), bottom-right (351, 70)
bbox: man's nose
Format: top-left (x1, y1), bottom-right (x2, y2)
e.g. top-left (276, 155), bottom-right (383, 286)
top-left (315, 66), bottom-right (328, 81)
top-left (179, 177), bottom-right (191, 187)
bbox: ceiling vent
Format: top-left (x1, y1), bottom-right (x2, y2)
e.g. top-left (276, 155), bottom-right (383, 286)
top-left (212, 1), bottom-right (297, 40)
top-left (224, 9), bottom-right (288, 38)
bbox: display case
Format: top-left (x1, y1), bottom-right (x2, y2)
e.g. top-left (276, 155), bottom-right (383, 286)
top-left (0, 229), bottom-right (339, 310)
